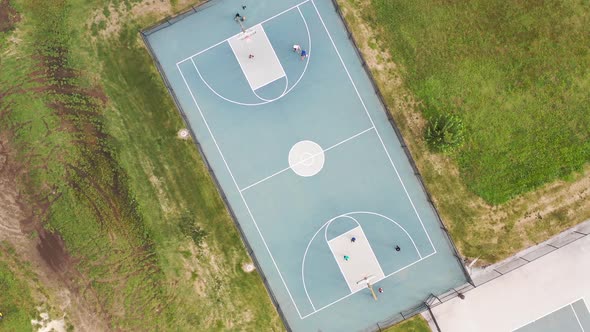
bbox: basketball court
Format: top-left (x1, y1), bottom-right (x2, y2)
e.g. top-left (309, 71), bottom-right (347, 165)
top-left (144, 0), bottom-right (468, 330)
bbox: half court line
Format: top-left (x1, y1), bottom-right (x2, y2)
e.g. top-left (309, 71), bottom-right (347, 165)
top-left (239, 126), bottom-right (375, 192)
top-left (176, 0), bottom-right (311, 65)
top-left (310, 0), bottom-right (437, 256)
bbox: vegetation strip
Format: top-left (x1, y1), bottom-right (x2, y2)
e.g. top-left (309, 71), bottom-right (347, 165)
top-left (0, 0), bottom-right (283, 330)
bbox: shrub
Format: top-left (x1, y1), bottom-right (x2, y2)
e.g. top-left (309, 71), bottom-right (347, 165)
top-left (425, 113), bottom-right (465, 153)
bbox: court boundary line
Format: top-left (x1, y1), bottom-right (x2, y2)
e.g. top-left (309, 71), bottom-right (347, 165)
top-left (309, 0), bottom-right (436, 256)
top-left (239, 126), bottom-right (374, 192)
top-left (302, 211), bottom-right (428, 317)
top-left (511, 297), bottom-right (587, 332)
top-left (302, 251), bottom-right (436, 320)
top-left (174, 1), bottom-right (438, 320)
top-left (176, 0), bottom-right (311, 66)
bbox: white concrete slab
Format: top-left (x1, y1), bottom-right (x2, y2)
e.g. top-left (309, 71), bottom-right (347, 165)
top-left (432, 234), bottom-right (590, 332)
top-left (328, 226), bottom-right (385, 292)
top-left (227, 24), bottom-right (285, 90)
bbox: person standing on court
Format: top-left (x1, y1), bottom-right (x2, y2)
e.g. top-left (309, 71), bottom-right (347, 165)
top-left (395, 245), bottom-right (401, 252)
top-left (344, 255), bottom-right (350, 261)
top-left (234, 13), bottom-right (246, 22)
top-left (300, 49), bottom-right (308, 60)
top-left (293, 44), bottom-right (301, 54)
top-left (351, 237), bottom-right (356, 243)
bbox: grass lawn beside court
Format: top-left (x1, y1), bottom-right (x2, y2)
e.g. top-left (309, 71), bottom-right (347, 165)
top-left (0, 242), bottom-right (38, 332)
top-left (0, 0), bottom-right (282, 330)
top-left (337, 0), bottom-right (590, 262)
top-left (382, 315), bottom-right (431, 332)
top-left (0, 0), bottom-right (588, 330)
top-left (371, 0), bottom-right (590, 205)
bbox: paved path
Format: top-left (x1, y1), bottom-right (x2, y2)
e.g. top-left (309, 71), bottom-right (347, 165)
top-left (432, 226), bottom-right (590, 332)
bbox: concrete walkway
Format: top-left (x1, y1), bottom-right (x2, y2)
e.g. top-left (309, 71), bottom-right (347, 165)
top-left (431, 222), bottom-right (590, 332)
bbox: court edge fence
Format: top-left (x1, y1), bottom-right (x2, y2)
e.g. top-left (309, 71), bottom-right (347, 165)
top-left (141, 2), bottom-right (590, 331)
top-left (140, 1), bottom-right (293, 331)
top-left (140, 0), bottom-right (474, 331)
top-left (328, 0), bottom-right (478, 330)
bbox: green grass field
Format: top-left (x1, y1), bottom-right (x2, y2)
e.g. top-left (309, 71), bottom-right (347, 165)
top-left (337, 0), bottom-right (590, 262)
top-left (1, 0), bottom-right (588, 330)
top-left (0, 0), bottom-right (282, 330)
top-left (0, 242), bottom-right (38, 332)
top-left (372, 0), bottom-right (590, 204)
top-left (382, 316), bottom-right (431, 332)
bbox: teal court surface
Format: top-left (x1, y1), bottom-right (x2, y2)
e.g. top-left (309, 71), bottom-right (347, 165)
top-left (143, 0), bottom-right (468, 331)
top-left (514, 299), bottom-right (590, 332)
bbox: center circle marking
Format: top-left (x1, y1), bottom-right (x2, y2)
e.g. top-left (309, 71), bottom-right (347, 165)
top-left (288, 141), bottom-right (325, 177)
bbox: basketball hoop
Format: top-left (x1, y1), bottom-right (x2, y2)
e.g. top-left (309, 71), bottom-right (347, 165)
top-left (238, 29), bottom-right (257, 41)
top-left (356, 275), bottom-right (378, 301)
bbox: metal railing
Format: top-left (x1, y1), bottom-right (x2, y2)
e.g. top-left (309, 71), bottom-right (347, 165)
top-left (327, 0), bottom-right (478, 330)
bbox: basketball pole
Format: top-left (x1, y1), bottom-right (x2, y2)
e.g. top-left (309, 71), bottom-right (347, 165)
top-left (367, 282), bottom-right (378, 301)
top-left (235, 17), bottom-right (246, 33)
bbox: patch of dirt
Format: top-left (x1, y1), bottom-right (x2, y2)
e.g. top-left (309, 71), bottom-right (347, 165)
top-left (0, 136), bottom-right (108, 331)
top-left (242, 262), bottom-right (255, 273)
top-left (36, 227), bottom-right (72, 273)
top-left (145, 164), bottom-right (174, 215)
top-left (31, 311), bottom-right (67, 332)
top-left (0, 0), bottom-right (20, 33)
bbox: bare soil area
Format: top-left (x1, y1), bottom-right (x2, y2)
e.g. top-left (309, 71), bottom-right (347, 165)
top-left (0, 0), bottom-right (20, 33)
top-left (0, 137), bottom-right (108, 331)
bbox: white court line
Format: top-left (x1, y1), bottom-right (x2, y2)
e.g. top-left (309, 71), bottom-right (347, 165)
top-left (239, 126), bottom-right (375, 192)
top-left (301, 251), bottom-right (436, 320)
top-left (572, 304), bottom-right (585, 332)
top-left (176, 0), bottom-right (311, 66)
top-left (310, 0), bottom-right (436, 256)
top-left (177, 63), bottom-right (304, 318)
top-left (302, 212), bottom-right (427, 315)
top-left (325, 216), bottom-right (361, 243)
top-left (186, 4), bottom-right (312, 107)
top-left (511, 298), bottom-right (586, 332)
